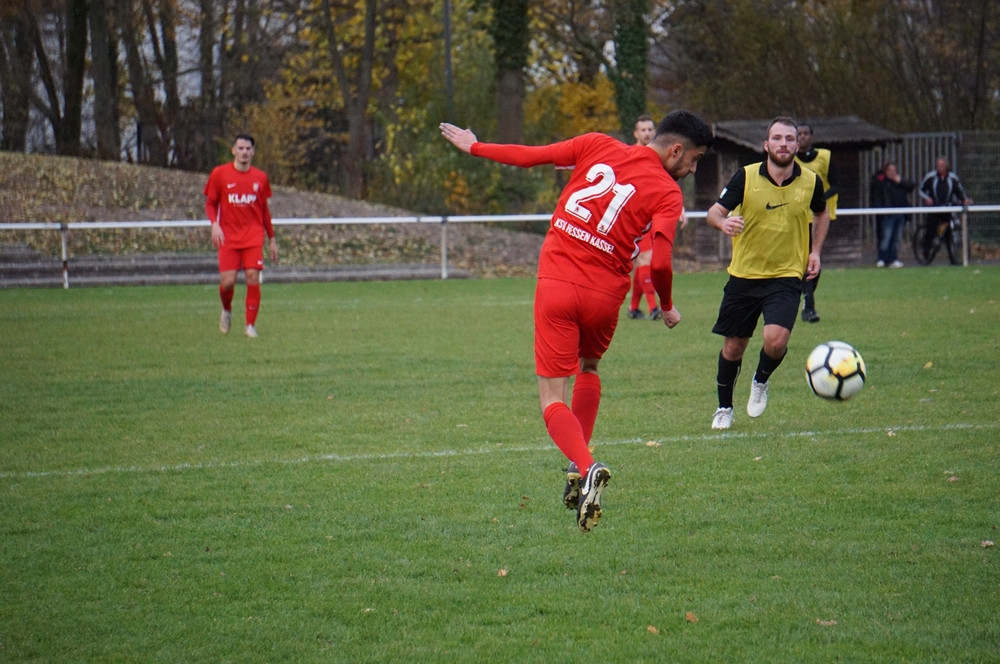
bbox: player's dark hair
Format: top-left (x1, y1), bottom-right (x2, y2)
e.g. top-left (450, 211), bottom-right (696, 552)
top-left (234, 132), bottom-right (255, 146)
top-left (634, 113), bottom-right (654, 127)
top-left (655, 110), bottom-right (713, 149)
top-left (766, 116), bottom-right (798, 137)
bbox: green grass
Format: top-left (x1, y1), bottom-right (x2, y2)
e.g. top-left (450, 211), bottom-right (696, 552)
top-left (1, 266), bottom-right (998, 663)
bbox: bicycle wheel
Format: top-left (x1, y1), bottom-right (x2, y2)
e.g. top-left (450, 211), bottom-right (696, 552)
top-left (912, 224), bottom-right (935, 265)
top-left (946, 217), bottom-right (962, 265)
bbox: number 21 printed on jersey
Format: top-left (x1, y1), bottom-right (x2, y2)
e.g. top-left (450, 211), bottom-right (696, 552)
top-left (564, 163), bottom-right (636, 235)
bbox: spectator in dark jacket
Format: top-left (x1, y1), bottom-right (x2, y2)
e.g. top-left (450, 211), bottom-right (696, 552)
top-left (871, 162), bottom-right (915, 268)
top-left (918, 157), bottom-right (971, 260)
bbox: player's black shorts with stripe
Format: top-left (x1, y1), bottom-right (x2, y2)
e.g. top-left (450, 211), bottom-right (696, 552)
top-left (711, 276), bottom-right (803, 338)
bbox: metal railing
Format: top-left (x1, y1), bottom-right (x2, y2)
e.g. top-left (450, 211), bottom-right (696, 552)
top-left (3, 206), bottom-right (999, 288)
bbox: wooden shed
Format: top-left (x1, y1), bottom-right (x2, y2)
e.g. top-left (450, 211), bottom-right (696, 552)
top-left (692, 116), bottom-right (900, 266)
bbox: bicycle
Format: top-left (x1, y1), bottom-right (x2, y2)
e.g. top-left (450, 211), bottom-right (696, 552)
top-left (913, 212), bottom-right (963, 265)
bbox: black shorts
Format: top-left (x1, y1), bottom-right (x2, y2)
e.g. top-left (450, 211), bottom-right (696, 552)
top-left (711, 276), bottom-right (802, 339)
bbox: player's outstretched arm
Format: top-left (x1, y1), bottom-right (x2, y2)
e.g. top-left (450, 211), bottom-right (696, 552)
top-left (439, 123), bottom-right (478, 154)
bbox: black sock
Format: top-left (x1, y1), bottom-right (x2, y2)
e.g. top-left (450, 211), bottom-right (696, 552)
top-left (753, 347), bottom-right (786, 384)
top-left (802, 278), bottom-right (814, 310)
top-left (717, 352), bottom-right (742, 408)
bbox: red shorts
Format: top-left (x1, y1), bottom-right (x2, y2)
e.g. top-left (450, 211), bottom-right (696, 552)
top-left (218, 245), bottom-right (264, 273)
top-left (534, 278), bottom-right (621, 378)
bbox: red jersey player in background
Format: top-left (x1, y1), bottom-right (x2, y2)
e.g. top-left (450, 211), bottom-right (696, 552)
top-left (204, 133), bottom-right (278, 338)
top-left (440, 111), bottom-right (713, 533)
top-left (627, 114), bottom-right (690, 321)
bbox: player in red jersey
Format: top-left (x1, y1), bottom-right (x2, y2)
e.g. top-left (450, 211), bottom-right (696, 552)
top-left (627, 115), bottom-right (690, 320)
top-left (627, 115), bottom-right (662, 320)
top-left (204, 133), bottom-right (278, 338)
top-left (440, 111), bottom-right (713, 532)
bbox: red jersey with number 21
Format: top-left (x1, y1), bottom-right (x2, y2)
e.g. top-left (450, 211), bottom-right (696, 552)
top-left (204, 162), bottom-right (274, 249)
top-left (471, 133), bottom-right (683, 302)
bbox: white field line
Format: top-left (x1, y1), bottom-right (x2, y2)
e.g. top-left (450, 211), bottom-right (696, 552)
top-left (2, 422), bottom-right (996, 481)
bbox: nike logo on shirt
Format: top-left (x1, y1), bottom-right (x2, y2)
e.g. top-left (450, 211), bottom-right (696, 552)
top-left (765, 202), bottom-right (788, 210)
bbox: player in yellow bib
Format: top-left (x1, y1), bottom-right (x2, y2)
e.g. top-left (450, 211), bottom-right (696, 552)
top-left (795, 123), bottom-right (840, 322)
top-left (705, 117), bottom-right (830, 430)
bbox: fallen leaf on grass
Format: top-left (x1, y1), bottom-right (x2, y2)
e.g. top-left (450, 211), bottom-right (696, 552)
top-left (645, 440), bottom-right (661, 447)
top-left (982, 540), bottom-right (995, 548)
top-left (497, 568), bottom-right (509, 577)
top-left (948, 476), bottom-right (959, 482)
top-left (816, 619), bottom-right (837, 626)
top-left (685, 612), bottom-right (698, 623)
top-left (647, 625), bottom-right (659, 634)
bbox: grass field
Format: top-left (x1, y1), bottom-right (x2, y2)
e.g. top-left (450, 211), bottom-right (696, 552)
top-left (2, 265), bottom-right (998, 663)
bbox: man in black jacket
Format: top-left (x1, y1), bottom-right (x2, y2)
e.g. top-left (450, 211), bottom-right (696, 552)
top-left (871, 162), bottom-right (915, 268)
top-left (918, 157), bottom-right (971, 260)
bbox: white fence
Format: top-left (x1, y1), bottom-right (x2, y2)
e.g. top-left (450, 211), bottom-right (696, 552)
top-left (3, 206), bottom-right (999, 288)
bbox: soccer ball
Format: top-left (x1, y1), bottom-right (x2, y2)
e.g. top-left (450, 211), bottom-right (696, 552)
top-left (805, 341), bottom-right (867, 400)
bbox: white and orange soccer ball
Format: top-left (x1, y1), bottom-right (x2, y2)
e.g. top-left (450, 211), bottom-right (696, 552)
top-left (805, 341), bottom-right (867, 400)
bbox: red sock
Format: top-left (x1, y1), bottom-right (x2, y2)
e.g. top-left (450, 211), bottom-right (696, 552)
top-left (246, 284), bottom-right (261, 325)
top-left (629, 270), bottom-right (642, 311)
top-left (571, 372), bottom-right (601, 444)
top-left (220, 285), bottom-right (234, 311)
top-left (543, 402), bottom-right (594, 475)
top-left (638, 265), bottom-right (657, 310)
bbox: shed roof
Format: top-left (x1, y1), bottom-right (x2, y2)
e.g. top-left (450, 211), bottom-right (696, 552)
top-left (713, 115), bottom-right (900, 152)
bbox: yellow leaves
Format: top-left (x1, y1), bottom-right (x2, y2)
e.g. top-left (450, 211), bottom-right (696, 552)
top-left (815, 619), bottom-right (838, 627)
top-left (555, 75), bottom-right (620, 137)
top-left (685, 611), bottom-right (699, 623)
top-left (524, 73), bottom-right (619, 142)
top-left (497, 568), bottom-right (509, 578)
top-left (444, 170), bottom-right (472, 214)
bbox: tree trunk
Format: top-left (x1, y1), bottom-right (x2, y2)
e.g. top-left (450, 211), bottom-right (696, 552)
top-left (198, 0), bottom-right (215, 107)
top-left (118, 0), bottom-right (167, 164)
top-left (88, 0), bottom-right (121, 160)
top-left (496, 69), bottom-right (523, 144)
top-left (611, 0), bottom-right (649, 138)
top-left (60, 0), bottom-right (88, 156)
top-left (320, 0), bottom-right (376, 199)
top-left (490, 0), bottom-right (528, 144)
top-left (0, 6), bottom-right (33, 151)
